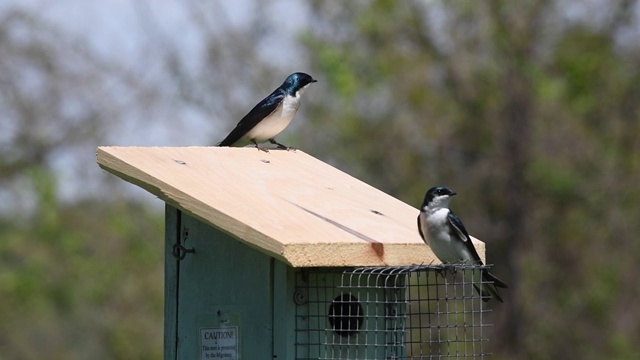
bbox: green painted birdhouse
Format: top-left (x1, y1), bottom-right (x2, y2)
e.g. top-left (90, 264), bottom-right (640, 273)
top-left (97, 147), bottom-right (493, 360)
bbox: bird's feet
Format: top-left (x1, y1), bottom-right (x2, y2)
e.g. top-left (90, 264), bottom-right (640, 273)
top-left (254, 144), bottom-right (270, 153)
top-left (269, 139), bottom-right (296, 151)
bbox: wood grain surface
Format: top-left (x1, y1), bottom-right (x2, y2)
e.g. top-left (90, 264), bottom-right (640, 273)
top-left (97, 146), bottom-right (485, 267)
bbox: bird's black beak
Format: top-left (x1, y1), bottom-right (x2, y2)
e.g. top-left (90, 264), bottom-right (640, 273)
top-left (311, 79), bottom-right (318, 83)
top-left (451, 192), bottom-right (457, 196)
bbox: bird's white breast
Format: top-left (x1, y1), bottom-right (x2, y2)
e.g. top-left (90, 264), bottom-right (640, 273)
top-left (420, 209), bottom-right (474, 264)
top-left (245, 93), bottom-right (301, 142)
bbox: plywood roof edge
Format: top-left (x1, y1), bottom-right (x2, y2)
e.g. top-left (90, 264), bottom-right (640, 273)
top-left (280, 242), bottom-right (435, 267)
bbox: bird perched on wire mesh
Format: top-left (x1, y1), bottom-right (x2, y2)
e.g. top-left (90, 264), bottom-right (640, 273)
top-left (417, 186), bottom-right (507, 302)
top-left (217, 72), bottom-right (317, 152)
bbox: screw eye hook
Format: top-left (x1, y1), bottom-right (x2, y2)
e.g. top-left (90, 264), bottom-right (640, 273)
top-left (172, 243), bottom-right (195, 260)
top-left (172, 227), bottom-right (195, 261)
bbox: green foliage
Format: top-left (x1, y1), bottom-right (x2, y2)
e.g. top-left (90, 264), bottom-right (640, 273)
top-left (0, 168), bottom-right (164, 359)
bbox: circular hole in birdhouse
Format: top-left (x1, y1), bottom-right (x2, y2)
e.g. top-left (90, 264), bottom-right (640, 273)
top-left (328, 293), bottom-right (364, 337)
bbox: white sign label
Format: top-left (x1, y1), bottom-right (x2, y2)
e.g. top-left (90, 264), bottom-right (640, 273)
top-left (200, 327), bottom-right (238, 360)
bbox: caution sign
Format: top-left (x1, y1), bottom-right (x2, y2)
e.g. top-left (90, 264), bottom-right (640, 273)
top-left (200, 327), bottom-right (238, 359)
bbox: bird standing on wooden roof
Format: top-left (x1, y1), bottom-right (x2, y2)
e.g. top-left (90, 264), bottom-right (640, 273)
top-left (217, 72), bottom-right (317, 152)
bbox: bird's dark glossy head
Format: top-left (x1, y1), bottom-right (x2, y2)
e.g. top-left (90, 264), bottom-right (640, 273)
top-left (421, 186), bottom-right (457, 210)
top-left (281, 72), bottom-right (317, 95)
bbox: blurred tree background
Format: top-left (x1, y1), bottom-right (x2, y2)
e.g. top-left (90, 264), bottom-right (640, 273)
top-left (1, 0), bottom-right (639, 359)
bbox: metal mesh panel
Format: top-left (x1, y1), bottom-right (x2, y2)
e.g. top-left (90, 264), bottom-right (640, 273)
top-left (294, 264), bottom-right (493, 359)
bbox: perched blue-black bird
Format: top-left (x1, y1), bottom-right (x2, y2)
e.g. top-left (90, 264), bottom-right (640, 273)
top-left (418, 186), bottom-right (508, 302)
top-left (217, 72), bottom-right (317, 152)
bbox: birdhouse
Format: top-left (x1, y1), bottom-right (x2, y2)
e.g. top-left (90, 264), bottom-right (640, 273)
top-left (97, 147), bottom-right (496, 359)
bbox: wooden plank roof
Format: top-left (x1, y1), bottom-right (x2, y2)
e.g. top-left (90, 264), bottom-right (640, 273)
top-left (96, 146), bottom-right (485, 267)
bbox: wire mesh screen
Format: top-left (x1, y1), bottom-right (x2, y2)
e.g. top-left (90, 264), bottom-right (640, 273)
top-left (294, 264), bottom-right (493, 359)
